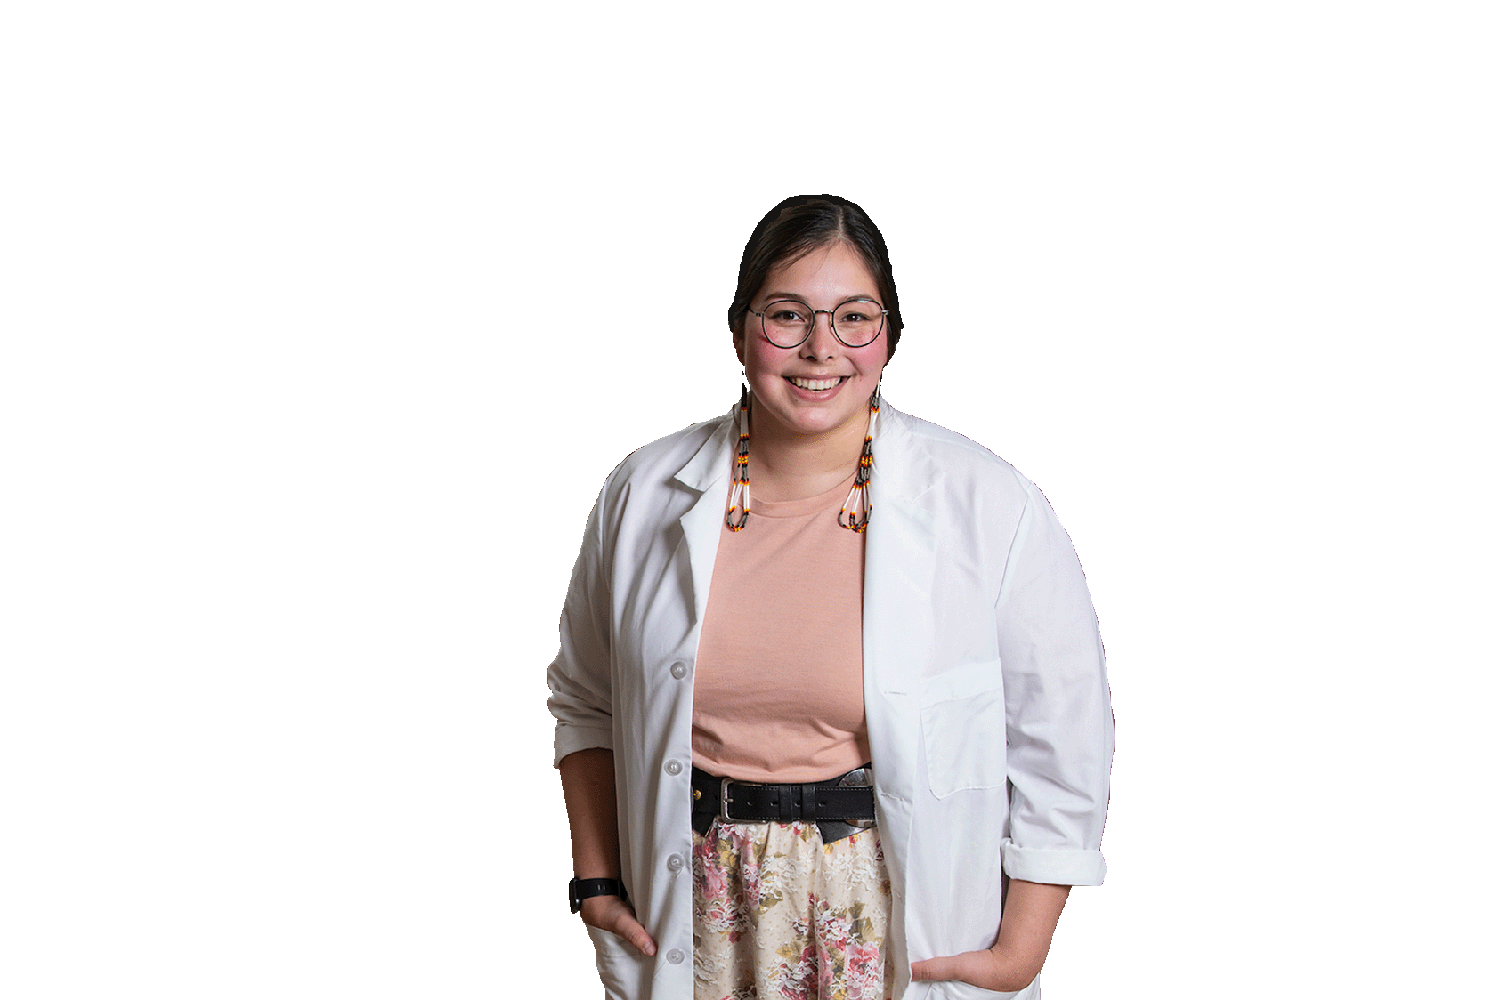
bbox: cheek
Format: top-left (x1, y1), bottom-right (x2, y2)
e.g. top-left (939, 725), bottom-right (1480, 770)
top-left (744, 337), bottom-right (786, 374)
top-left (851, 343), bottom-right (888, 378)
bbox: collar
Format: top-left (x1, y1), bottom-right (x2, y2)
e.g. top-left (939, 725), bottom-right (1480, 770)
top-left (672, 401), bottom-right (738, 494)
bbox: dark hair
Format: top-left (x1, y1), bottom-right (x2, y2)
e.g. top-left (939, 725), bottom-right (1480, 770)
top-left (728, 194), bottom-right (903, 359)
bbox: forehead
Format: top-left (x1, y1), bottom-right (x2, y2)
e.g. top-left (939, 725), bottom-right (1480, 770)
top-left (761, 242), bottom-right (879, 300)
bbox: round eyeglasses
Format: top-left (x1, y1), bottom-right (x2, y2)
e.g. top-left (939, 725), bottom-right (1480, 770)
top-left (748, 298), bottom-right (888, 349)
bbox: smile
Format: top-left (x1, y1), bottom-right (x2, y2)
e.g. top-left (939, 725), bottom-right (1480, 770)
top-left (786, 376), bottom-right (848, 391)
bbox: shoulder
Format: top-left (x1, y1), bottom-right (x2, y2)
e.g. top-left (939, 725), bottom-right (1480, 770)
top-left (597, 409), bottom-right (734, 506)
top-left (882, 403), bottom-right (1036, 502)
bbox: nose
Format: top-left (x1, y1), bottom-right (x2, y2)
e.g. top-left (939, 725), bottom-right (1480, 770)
top-left (801, 310), bottom-right (840, 360)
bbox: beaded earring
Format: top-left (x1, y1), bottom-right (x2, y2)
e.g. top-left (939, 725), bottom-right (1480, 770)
top-left (725, 385), bottom-right (751, 531)
top-left (725, 384), bottom-right (881, 533)
top-left (837, 388), bottom-right (879, 533)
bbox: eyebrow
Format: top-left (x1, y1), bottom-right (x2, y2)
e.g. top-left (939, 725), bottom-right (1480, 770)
top-left (761, 293), bottom-right (879, 303)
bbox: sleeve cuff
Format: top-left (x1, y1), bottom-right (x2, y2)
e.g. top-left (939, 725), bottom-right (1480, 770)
top-left (1000, 840), bottom-right (1107, 886)
top-left (553, 724), bottom-right (613, 768)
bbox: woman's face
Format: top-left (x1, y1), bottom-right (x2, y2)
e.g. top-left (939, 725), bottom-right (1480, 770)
top-left (734, 241), bottom-right (888, 445)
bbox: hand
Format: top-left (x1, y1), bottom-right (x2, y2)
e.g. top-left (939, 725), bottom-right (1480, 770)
top-left (579, 893), bottom-right (657, 958)
top-left (910, 945), bottom-right (1041, 994)
top-left (910, 880), bottom-right (1068, 992)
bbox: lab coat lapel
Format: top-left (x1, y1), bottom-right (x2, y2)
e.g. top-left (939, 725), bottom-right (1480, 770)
top-left (863, 404), bottom-right (939, 693)
top-left (672, 410), bottom-right (737, 628)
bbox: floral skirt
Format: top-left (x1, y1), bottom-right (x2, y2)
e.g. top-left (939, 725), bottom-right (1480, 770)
top-left (692, 818), bottom-right (896, 1000)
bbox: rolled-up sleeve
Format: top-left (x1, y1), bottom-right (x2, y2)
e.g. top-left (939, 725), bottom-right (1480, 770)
top-left (996, 481), bottom-right (1113, 885)
top-left (546, 478), bottom-right (617, 767)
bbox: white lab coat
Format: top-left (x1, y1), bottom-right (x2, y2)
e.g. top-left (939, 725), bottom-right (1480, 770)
top-left (548, 400), bottom-right (1113, 1000)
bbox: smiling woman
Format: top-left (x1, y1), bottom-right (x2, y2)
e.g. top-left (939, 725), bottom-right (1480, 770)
top-left (733, 243), bottom-right (888, 489)
top-left (547, 195), bottom-right (1113, 1000)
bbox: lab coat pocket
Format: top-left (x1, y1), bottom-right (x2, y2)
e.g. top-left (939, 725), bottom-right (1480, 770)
top-left (919, 659), bottom-right (1006, 799)
top-left (585, 924), bottom-right (645, 1000)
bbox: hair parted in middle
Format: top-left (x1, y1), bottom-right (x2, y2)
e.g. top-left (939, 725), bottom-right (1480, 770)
top-left (727, 194), bottom-right (904, 360)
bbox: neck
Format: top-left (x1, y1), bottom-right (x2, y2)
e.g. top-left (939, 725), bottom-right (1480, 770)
top-left (749, 401), bottom-right (871, 503)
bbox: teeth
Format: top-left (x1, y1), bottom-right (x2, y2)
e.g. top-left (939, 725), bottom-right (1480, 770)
top-left (791, 377), bottom-right (840, 391)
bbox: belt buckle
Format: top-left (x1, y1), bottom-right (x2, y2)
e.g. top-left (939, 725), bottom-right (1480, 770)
top-left (719, 776), bottom-right (743, 823)
top-left (840, 766), bottom-right (877, 829)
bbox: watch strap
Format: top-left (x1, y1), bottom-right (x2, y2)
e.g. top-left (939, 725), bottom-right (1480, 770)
top-left (569, 876), bottom-right (627, 913)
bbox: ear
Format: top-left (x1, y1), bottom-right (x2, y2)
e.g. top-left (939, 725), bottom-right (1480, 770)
top-left (733, 325), bottom-right (746, 366)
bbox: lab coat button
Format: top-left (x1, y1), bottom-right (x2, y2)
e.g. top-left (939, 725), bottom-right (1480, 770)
top-left (664, 759), bottom-right (683, 776)
top-left (667, 853), bottom-right (684, 872)
top-left (670, 662), bottom-right (688, 679)
top-left (666, 948), bottom-right (685, 965)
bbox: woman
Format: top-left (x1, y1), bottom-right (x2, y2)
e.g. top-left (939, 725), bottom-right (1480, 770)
top-left (549, 194), bottom-right (1112, 1000)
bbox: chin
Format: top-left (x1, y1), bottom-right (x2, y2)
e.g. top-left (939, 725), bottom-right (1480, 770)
top-left (791, 405), bottom-right (866, 436)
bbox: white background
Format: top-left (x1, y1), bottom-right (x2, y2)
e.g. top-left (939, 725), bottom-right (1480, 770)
top-left (2, 2), bottom-right (1495, 996)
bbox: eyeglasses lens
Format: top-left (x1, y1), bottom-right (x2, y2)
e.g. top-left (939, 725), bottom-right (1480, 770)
top-left (762, 300), bottom-right (884, 348)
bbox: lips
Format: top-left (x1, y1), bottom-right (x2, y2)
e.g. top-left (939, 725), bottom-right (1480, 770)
top-left (787, 376), bottom-right (847, 391)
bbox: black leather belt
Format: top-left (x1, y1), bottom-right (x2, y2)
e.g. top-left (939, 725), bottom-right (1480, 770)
top-left (691, 765), bottom-right (876, 843)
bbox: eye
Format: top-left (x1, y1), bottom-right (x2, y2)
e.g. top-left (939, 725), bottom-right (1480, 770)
top-left (840, 297), bottom-right (879, 313)
top-left (836, 300), bottom-right (880, 324)
top-left (767, 305), bottom-right (808, 323)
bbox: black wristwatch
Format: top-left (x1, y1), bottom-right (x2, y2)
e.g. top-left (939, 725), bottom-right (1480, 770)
top-left (569, 876), bottom-right (628, 913)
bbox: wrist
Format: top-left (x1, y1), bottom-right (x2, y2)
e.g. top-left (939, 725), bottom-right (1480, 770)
top-left (569, 876), bottom-right (628, 913)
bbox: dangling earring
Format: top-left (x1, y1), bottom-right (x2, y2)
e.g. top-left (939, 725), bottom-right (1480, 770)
top-left (726, 385), bottom-right (751, 531)
top-left (838, 386), bottom-right (880, 533)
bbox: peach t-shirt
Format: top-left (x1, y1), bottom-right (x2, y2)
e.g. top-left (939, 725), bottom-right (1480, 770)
top-left (691, 473), bottom-right (869, 782)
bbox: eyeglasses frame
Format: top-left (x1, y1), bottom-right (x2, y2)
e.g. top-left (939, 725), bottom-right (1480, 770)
top-left (748, 297), bottom-right (889, 350)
